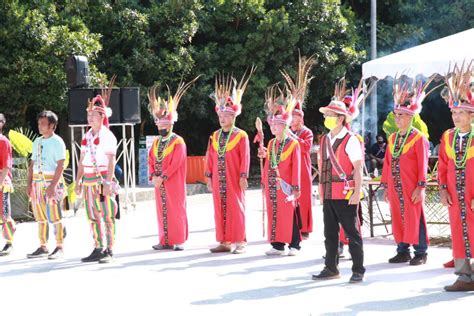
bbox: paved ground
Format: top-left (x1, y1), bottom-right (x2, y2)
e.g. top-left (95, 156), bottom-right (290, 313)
top-left (1, 189), bottom-right (473, 315)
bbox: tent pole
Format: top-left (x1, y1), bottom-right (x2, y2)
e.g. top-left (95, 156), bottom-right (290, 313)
top-left (369, 0), bottom-right (378, 145)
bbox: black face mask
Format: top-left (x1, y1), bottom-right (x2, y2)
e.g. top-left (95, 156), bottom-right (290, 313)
top-left (159, 129), bottom-right (169, 137)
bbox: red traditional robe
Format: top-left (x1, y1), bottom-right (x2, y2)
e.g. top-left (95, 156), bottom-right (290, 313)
top-left (292, 126), bottom-right (314, 233)
top-left (205, 127), bottom-right (250, 243)
top-left (262, 136), bottom-right (301, 243)
top-left (148, 133), bottom-right (188, 246)
top-left (381, 129), bottom-right (429, 245)
top-left (438, 128), bottom-right (474, 259)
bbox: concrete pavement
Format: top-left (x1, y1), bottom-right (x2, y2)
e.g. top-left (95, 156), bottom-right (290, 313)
top-left (0, 189), bottom-right (472, 316)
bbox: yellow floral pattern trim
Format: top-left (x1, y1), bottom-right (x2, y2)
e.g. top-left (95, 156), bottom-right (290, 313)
top-left (153, 136), bottom-right (184, 160)
top-left (388, 130), bottom-right (422, 156)
top-left (443, 130), bottom-right (474, 160)
top-left (211, 130), bottom-right (248, 153)
top-left (2, 184), bottom-right (13, 193)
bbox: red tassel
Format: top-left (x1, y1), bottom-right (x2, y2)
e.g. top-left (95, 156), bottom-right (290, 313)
top-left (81, 139), bottom-right (87, 146)
top-left (253, 133), bottom-right (261, 144)
top-left (282, 112), bottom-right (289, 120)
top-left (231, 104), bottom-right (238, 112)
top-left (215, 106), bottom-right (219, 112)
top-left (94, 137), bottom-right (100, 145)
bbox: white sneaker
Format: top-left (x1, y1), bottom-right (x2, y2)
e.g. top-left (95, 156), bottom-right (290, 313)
top-left (265, 247), bottom-right (286, 256)
top-left (288, 247), bottom-right (300, 256)
top-left (232, 244), bottom-right (246, 254)
top-left (174, 244), bottom-right (184, 251)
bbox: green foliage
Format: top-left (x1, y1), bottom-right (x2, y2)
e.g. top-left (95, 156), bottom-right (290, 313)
top-left (4, 0), bottom-right (470, 154)
top-left (382, 112), bottom-right (429, 140)
top-left (0, 0), bottom-right (103, 128)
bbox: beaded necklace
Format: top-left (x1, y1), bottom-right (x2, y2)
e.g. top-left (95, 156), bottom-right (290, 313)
top-left (156, 127), bottom-right (174, 163)
top-left (86, 129), bottom-right (102, 184)
top-left (36, 138), bottom-right (46, 184)
top-left (270, 126), bottom-right (289, 169)
top-left (392, 125), bottom-right (413, 158)
top-left (270, 136), bottom-right (287, 169)
top-left (217, 125), bottom-right (234, 157)
top-left (452, 128), bottom-right (473, 169)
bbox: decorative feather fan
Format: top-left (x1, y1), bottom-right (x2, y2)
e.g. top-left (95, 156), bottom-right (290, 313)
top-left (280, 53), bottom-right (316, 111)
top-left (148, 76), bottom-right (200, 120)
top-left (212, 66), bottom-right (256, 115)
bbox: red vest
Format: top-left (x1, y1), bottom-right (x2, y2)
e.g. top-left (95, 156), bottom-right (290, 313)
top-left (320, 133), bottom-right (355, 200)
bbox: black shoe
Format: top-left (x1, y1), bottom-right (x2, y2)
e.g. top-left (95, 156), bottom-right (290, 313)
top-left (152, 244), bottom-right (174, 250)
top-left (48, 247), bottom-right (64, 260)
top-left (0, 243), bottom-right (12, 256)
top-left (312, 267), bottom-right (341, 280)
top-left (81, 248), bottom-right (103, 262)
top-left (409, 253), bottom-right (428, 266)
top-left (388, 252), bottom-right (412, 263)
top-left (98, 249), bottom-right (114, 264)
top-left (349, 273), bottom-right (364, 283)
top-left (27, 247), bottom-right (49, 259)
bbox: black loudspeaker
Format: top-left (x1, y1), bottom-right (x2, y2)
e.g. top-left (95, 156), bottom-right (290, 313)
top-left (120, 87), bottom-right (141, 123)
top-left (97, 88), bottom-right (121, 123)
top-left (65, 56), bottom-right (90, 88)
top-left (68, 88), bottom-right (94, 124)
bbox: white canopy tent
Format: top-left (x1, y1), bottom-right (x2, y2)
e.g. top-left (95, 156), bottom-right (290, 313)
top-left (362, 28), bottom-right (474, 79)
top-left (354, 28), bottom-right (474, 146)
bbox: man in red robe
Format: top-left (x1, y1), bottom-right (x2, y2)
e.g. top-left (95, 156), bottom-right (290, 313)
top-left (312, 78), bottom-right (365, 283)
top-left (290, 104), bottom-right (314, 240)
top-left (284, 55), bottom-right (315, 240)
top-left (381, 78), bottom-right (430, 266)
top-left (147, 79), bottom-right (197, 251)
top-left (438, 64), bottom-right (474, 291)
top-left (258, 85), bottom-right (301, 256)
top-left (205, 69), bottom-right (253, 254)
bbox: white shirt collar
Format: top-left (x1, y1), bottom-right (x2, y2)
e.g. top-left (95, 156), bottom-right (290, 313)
top-left (328, 126), bottom-right (349, 141)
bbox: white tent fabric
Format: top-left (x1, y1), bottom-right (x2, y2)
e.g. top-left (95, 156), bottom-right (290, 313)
top-left (362, 28), bottom-right (474, 79)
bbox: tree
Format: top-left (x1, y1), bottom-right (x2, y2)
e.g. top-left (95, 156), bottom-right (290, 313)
top-left (0, 0), bottom-right (365, 157)
top-left (185, 0), bottom-right (364, 154)
top-left (0, 0), bottom-right (102, 128)
top-left (342, 0), bottom-right (474, 143)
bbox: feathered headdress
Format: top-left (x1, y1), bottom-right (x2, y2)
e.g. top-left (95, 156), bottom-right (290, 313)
top-left (148, 76), bottom-right (200, 125)
top-left (280, 54), bottom-right (316, 117)
top-left (212, 66), bottom-right (256, 116)
top-left (265, 84), bottom-right (295, 126)
top-left (87, 75), bottom-right (116, 128)
top-left (441, 60), bottom-right (474, 112)
top-left (393, 74), bottom-right (434, 116)
top-left (320, 77), bottom-right (375, 123)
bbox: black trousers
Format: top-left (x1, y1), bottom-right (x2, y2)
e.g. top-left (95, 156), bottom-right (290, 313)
top-left (323, 199), bottom-right (365, 274)
top-left (271, 208), bottom-right (301, 250)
